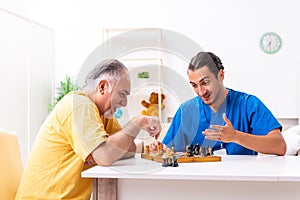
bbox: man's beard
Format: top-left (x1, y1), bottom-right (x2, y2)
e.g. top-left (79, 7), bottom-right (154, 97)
top-left (104, 109), bottom-right (114, 119)
top-left (104, 105), bottom-right (120, 119)
top-left (202, 87), bottom-right (223, 107)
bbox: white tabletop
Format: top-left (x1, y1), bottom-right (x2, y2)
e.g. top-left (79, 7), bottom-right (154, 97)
top-left (81, 154), bottom-right (300, 182)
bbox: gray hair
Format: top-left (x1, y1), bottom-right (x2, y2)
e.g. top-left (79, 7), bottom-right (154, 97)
top-left (188, 52), bottom-right (224, 78)
top-left (82, 59), bottom-right (128, 94)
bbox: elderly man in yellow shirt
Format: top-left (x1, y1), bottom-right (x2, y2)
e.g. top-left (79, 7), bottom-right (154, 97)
top-left (16, 59), bottom-right (161, 200)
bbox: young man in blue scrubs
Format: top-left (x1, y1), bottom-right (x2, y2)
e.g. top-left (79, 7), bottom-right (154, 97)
top-left (155, 52), bottom-right (286, 155)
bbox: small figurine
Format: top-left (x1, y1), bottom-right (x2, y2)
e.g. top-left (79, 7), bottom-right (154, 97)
top-left (166, 148), bottom-right (171, 158)
top-left (185, 146), bottom-right (189, 156)
top-left (168, 156), bottom-right (173, 167)
top-left (145, 145), bottom-right (150, 154)
top-left (162, 155), bottom-right (168, 167)
top-left (172, 156), bottom-right (179, 167)
top-left (199, 145), bottom-right (212, 156)
top-left (208, 147), bottom-right (212, 155)
top-left (158, 144), bottom-right (163, 156)
top-left (188, 144), bottom-right (194, 157)
top-left (171, 143), bottom-right (175, 156)
top-left (194, 143), bottom-right (200, 155)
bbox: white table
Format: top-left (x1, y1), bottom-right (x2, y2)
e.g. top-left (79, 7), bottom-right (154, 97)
top-left (82, 154), bottom-right (300, 200)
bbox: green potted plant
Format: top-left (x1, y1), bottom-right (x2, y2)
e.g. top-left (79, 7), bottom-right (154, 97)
top-left (48, 75), bottom-right (78, 112)
top-left (137, 71), bottom-right (150, 79)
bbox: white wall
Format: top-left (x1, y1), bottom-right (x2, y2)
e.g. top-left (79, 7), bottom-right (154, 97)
top-left (26, 0), bottom-right (299, 119)
top-left (0, 0), bottom-right (29, 17)
top-left (0, 8), bottom-right (54, 163)
top-left (164, 0), bottom-right (300, 119)
top-left (27, 0), bottom-right (168, 83)
top-left (1, 1), bottom-right (298, 161)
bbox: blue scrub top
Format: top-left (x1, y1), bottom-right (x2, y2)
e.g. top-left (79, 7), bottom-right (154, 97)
top-left (162, 88), bottom-right (282, 155)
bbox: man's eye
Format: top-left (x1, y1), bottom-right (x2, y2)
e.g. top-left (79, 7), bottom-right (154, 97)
top-left (119, 92), bottom-right (125, 97)
top-left (202, 81), bottom-right (209, 86)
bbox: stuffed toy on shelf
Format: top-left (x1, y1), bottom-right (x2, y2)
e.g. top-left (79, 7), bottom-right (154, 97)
top-left (141, 92), bottom-right (166, 116)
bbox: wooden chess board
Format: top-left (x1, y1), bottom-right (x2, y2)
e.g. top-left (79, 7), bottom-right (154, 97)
top-left (141, 152), bottom-right (221, 163)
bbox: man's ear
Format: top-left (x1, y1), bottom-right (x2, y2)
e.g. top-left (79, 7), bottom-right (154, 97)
top-left (219, 69), bottom-right (225, 80)
top-left (98, 80), bottom-right (108, 95)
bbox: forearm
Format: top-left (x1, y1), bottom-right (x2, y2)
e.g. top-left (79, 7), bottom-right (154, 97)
top-left (92, 132), bottom-right (136, 166)
top-left (121, 141), bottom-right (136, 159)
top-left (92, 120), bottom-right (140, 166)
top-left (91, 115), bottom-right (161, 166)
top-left (234, 129), bottom-right (286, 155)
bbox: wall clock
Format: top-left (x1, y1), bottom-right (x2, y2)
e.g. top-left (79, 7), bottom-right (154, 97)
top-left (259, 32), bottom-right (282, 54)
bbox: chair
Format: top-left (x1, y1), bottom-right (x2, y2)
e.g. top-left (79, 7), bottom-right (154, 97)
top-left (282, 125), bottom-right (300, 155)
top-left (0, 129), bottom-right (23, 200)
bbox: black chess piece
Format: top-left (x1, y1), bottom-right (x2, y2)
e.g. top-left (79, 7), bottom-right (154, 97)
top-left (194, 143), bottom-right (200, 155)
top-left (162, 157), bottom-right (168, 167)
top-left (200, 146), bottom-right (208, 156)
top-left (172, 156), bottom-right (179, 167)
top-left (204, 146), bottom-right (210, 156)
top-left (190, 144), bottom-right (194, 153)
top-left (168, 157), bottom-right (173, 166)
top-left (188, 144), bottom-right (194, 157)
top-left (202, 147), bottom-right (207, 156)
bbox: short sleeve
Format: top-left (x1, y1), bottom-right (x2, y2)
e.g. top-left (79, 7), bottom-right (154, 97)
top-left (247, 96), bottom-right (282, 135)
top-left (67, 97), bottom-right (108, 161)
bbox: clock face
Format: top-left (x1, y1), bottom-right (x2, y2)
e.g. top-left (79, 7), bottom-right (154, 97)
top-left (260, 32), bottom-right (282, 54)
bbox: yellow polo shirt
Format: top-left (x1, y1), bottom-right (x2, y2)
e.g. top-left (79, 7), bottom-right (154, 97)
top-left (16, 91), bottom-right (121, 200)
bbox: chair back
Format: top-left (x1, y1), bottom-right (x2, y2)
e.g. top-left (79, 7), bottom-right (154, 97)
top-left (0, 129), bottom-right (23, 200)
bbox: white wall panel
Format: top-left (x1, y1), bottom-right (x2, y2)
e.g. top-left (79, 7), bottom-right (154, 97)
top-left (0, 8), bottom-right (54, 163)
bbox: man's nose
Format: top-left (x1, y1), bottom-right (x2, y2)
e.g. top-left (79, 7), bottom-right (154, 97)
top-left (197, 85), bottom-right (206, 96)
top-left (120, 98), bottom-right (127, 107)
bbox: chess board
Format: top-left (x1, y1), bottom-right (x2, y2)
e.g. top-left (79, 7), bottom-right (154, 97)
top-left (141, 152), bottom-right (221, 163)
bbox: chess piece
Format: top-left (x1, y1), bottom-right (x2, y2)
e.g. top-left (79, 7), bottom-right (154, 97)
top-left (166, 148), bottom-right (171, 158)
top-left (205, 146), bottom-right (210, 156)
top-left (208, 147), bottom-right (212, 155)
top-left (188, 145), bottom-right (194, 157)
top-left (168, 156), bottom-right (173, 166)
top-left (202, 146), bottom-right (207, 156)
top-left (158, 144), bottom-right (163, 156)
top-left (190, 144), bottom-right (194, 154)
top-left (185, 146), bottom-right (189, 156)
top-left (145, 145), bottom-right (150, 154)
top-left (162, 155), bottom-right (168, 167)
top-left (171, 143), bottom-right (175, 156)
top-left (194, 143), bottom-right (200, 155)
top-left (172, 156), bottom-right (179, 167)
top-left (200, 146), bottom-right (208, 156)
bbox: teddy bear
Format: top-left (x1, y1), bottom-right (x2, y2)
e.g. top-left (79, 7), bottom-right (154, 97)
top-left (141, 92), bottom-right (166, 116)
